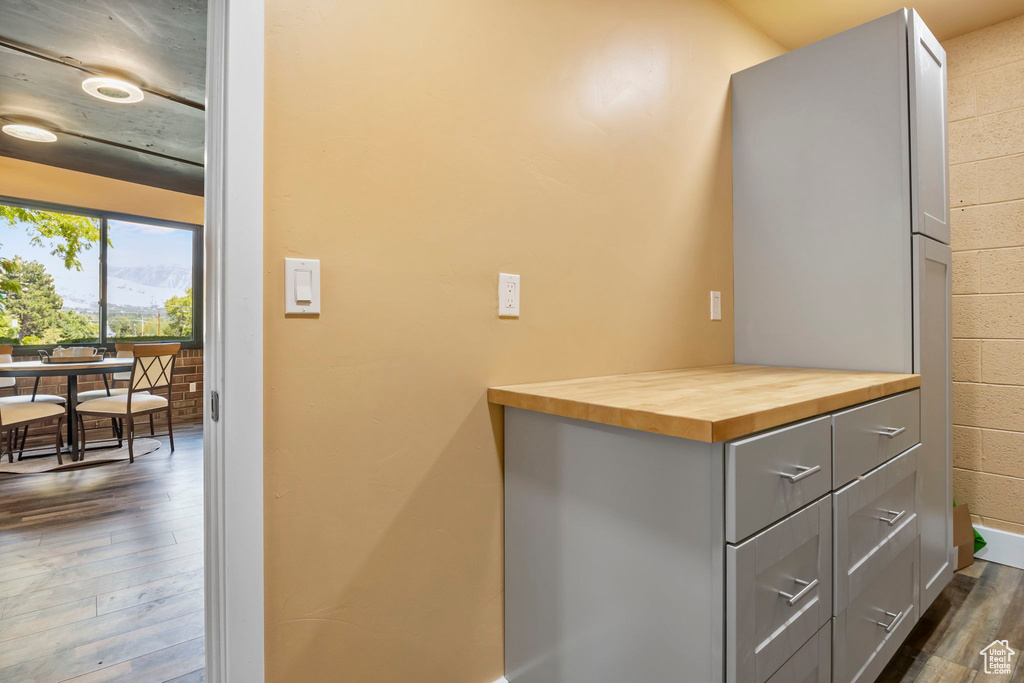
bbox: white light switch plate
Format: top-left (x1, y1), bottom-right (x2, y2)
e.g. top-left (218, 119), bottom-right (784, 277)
top-left (499, 273), bottom-right (520, 317)
top-left (285, 258), bottom-right (321, 314)
top-left (710, 291), bottom-right (722, 321)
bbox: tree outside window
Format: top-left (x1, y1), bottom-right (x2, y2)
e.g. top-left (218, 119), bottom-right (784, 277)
top-left (0, 201), bottom-right (200, 347)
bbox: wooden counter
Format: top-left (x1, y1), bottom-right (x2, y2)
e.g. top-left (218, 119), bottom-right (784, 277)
top-left (488, 364), bottom-right (920, 442)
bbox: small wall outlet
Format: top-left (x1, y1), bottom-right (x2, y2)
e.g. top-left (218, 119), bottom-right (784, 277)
top-left (189, 382), bottom-right (197, 393)
top-left (499, 273), bottom-right (520, 317)
top-left (710, 291), bottom-right (722, 321)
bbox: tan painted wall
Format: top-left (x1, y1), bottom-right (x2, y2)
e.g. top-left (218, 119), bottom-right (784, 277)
top-left (946, 14), bottom-right (1024, 533)
top-left (263, 0), bottom-right (781, 680)
top-left (0, 156), bottom-right (203, 224)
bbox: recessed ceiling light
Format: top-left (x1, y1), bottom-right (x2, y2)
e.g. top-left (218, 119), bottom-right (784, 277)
top-left (82, 77), bottom-right (144, 104)
top-left (2, 124), bottom-right (57, 143)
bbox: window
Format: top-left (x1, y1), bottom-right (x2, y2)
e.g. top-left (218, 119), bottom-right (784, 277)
top-left (0, 197), bottom-right (201, 349)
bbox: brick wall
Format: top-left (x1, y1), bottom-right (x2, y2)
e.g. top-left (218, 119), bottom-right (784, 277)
top-left (6, 347), bottom-right (203, 450)
top-left (945, 14), bottom-right (1024, 534)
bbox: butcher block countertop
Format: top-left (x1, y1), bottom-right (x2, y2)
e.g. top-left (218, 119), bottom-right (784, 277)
top-left (488, 364), bottom-right (920, 443)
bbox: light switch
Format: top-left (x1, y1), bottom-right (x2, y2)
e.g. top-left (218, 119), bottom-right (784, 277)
top-left (285, 258), bottom-right (321, 314)
top-left (710, 291), bottom-right (722, 321)
top-left (295, 269), bottom-right (313, 304)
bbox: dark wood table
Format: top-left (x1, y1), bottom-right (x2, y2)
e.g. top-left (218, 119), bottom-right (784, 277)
top-left (0, 358), bottom-right (134, 460)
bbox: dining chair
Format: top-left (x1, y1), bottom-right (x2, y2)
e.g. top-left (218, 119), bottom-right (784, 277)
top-left (0, 345), bottom-right (67, 459)
top-left (76, 343), bottom-right (154, 439)
top-left (76, 342), bottom-right (180, 462)
top-left (0, 399), bottom-right (65, 465)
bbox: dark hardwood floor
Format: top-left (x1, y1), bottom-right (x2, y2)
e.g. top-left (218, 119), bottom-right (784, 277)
top-left (881, 559), bottom-right (1024, 682)
top-left (0, 424), bottom-right (204, 683)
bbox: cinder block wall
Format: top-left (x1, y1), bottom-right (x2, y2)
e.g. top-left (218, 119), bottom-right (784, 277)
top-left (946, 14), bottom-right (1024, 532)
top-left (8, 348), bottom-right (203, 450)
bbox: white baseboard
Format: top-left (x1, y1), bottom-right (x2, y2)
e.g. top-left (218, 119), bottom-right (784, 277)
top-left (491, 678), bottom-right (509, 683)
top-left (974, 525), bottom-right (1024, 570)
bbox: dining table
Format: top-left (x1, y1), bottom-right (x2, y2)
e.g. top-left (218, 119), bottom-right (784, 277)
top-left (0, 357), bottom-right (134, 461)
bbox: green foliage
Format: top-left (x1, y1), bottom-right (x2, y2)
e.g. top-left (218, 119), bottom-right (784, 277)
top-left (109, 316), bottom-right (138, 338)
top-left (39, 310), bottom-right (96, 344)
top-left (4, 258), bottom-right (63, 339)
top-left (164, 287), bottom-right (193, 338)
top-left (0, 312), bottom-right (16, 339)
top-left (0, 206), bottom-right (103, 308)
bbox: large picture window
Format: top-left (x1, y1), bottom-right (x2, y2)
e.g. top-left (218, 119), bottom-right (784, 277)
top-left (0, 197), bottom-right (201, 350)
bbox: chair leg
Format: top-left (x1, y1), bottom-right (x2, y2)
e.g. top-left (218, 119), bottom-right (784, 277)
top-left (117, 418), bottom-right (124, 448)
top-left (126, 416), bottom-right (135, 463)
top-left (166, 408), bottom-right (174, 452)
top-left (4, 429), bottom-right (11, 464)
top-left (110, 418), bottom-right (119, 441)
top-left (17, 425), bottom-right (28, 460)
top-left (78, 415), bottom-right (87, 461)
top-left (54, 416), bottom-right (64, 466)
top-left (149, 414), bottom-right (155, 436)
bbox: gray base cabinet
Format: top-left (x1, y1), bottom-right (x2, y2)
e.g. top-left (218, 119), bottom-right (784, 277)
top-left (504, 389), bottom-right (927, 683)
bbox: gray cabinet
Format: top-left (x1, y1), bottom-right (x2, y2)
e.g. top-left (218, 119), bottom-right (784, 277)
top-left (909, 13), bottom-right (949, 244)
top-left (766, 622), bottom-right (831, 683)
top-left (503, 391), bottom-right (923, 683)
top-left (915, 236), bottom-right (953, 610)
top-left (727, 498), bottom-right (831, 683)
top-left (732, 10), bottom-right (914, 374)
top-left (732, 6), bottom-right (951, 678)
top-left (726, 416), bottom-right (832, 543)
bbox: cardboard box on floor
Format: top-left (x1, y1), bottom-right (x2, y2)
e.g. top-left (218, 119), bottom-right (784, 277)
top-left (953, 503), bottom-right (975, 571)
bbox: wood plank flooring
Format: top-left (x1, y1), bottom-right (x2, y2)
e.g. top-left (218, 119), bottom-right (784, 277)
top-left (0, 425), bottom-right (204, 683)
top-left (881, 560), bottom-right (1024, 682)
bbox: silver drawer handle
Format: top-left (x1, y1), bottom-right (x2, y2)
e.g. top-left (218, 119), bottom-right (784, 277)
top-left (876, 610), bottom-right (904, 633)
top-left (778, 578), bottom-right (818, 606)
top-left (781, 465), bottom-right (821, 483)
top-left (877, 426), bottom-right (906, 439)
top-left (879, 509), bottom-right (907, 526)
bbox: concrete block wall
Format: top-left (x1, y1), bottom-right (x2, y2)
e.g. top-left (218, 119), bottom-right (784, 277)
top-left (945, 13), bottom-right (1024, 533)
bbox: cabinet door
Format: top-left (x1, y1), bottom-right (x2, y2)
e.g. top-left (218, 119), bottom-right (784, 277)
top-left (909, 10), bottom-right (949, 244)
top-left (914, 235), bottom-right (952, 611)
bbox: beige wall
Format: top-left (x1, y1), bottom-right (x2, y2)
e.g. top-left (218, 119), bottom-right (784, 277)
top-left (0, 156), bottom-right (203, 224)
top-left (946, 14), bottom-right (1024, 533)
top-left (263, 0), bottom-right (781, 680)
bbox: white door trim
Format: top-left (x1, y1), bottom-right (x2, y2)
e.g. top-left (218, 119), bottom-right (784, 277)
top-left (204, 0), bottom-right (265, 680)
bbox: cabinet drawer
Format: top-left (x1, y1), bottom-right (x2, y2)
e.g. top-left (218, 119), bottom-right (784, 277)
top-left (727, 498), bottom-right (832, 683)
top-left (833, 390), bottom-right (920, 487)
top-left (834, 445), bottom-right (919, 614)
top-left (766, 621), bottom-right (831, 683)
top-left (833, 541), bottom-right (918, 683)
top-left (727, 416), bottom-right (832, 543)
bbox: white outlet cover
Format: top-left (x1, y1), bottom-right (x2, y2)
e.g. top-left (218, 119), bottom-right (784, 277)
top-left (710, 291), bottom-right (722, 321)
top-left (499, 273), bottom-right (520, 317)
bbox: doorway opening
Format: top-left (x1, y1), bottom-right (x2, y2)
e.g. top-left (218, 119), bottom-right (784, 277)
top-left (0, 2), bottom-right (209, 680)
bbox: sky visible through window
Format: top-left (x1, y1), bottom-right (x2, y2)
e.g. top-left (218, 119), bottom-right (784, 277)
top-left (0, 208), bottom-right (194, 344)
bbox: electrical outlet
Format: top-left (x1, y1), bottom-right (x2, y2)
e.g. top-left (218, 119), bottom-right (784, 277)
top-left (189, 382), bottom-right (197, 393)
top-left (710, 291), bottom-right (722, 321)
top-left (499, 273), bottom-right (520, 317)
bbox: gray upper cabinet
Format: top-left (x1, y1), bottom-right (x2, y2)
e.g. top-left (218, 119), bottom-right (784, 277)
top-left (909, 13), bottom-right (950, 244)
top-left (732, 10), bottom-right (914, 374)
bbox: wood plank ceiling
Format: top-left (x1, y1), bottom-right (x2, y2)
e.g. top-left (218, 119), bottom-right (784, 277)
top-left (0, 0), bottom-right (206, 196)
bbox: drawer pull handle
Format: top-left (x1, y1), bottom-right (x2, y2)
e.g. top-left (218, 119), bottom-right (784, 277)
top-left (877, 426), bottom-right (906, 439)
top-left (778, 578), bottom-right (818, 606)
top-left (879, 509), bottom-right (907, 526)
top-left (876, 610), bottom-right (904, 633)
top-left (781, 465), bottom-right (821, 483)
